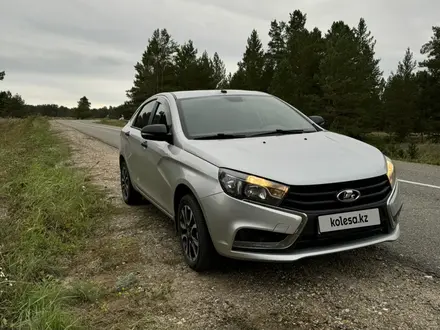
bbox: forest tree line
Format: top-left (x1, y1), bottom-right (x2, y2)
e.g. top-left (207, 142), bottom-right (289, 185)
top-left (1, 10), bottom-right (439, 142)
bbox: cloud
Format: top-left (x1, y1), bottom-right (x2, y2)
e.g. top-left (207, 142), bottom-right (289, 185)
top-left (0, 48), bottom-right (131, 77)
top-left (1, 0), bottom-right (439, 107)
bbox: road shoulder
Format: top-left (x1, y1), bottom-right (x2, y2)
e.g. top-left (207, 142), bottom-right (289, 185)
top-left (51, 121), bottom-right (440, 330)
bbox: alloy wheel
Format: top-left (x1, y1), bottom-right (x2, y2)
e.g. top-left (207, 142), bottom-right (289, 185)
top-left (179, 204), bottom-right (199, 262)
top-left (120, 164), bottom-right (130, 200)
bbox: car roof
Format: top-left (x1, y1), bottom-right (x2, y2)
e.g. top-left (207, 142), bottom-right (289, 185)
top-left (167, 89), bottom-right (269, 100)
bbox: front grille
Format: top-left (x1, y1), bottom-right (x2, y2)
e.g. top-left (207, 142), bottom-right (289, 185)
top-left (279, 175), bottom-right (392, 212)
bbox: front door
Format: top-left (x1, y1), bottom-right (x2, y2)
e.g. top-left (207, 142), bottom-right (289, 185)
top-left (126, 99), bottom-right (158, 195)
top-left (137, 97), bottom-right (174, 212)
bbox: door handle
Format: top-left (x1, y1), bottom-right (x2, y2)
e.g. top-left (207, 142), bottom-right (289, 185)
top-left (141, 141), bottom-right (148, 148)
top-left (124, 131), bottom-right (130, 136)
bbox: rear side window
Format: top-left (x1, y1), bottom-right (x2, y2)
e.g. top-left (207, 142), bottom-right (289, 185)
top-left (133, 101), bottom-right (157, 129)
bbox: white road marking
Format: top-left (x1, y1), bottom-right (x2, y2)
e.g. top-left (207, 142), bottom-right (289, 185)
top-left (398, 179), bottom-right (440, 190)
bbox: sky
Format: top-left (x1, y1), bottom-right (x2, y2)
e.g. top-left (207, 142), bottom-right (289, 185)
top-left (1, 0), bottom-right (439, 108)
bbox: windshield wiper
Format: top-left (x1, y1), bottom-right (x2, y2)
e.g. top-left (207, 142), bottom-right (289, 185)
top-left (193, 133), bottom-right (248, 140)
top-left (249, 129), bottom-right (312, 137)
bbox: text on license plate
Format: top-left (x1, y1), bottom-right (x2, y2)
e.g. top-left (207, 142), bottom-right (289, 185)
top-left (318, 208), bottom-right (381, 233)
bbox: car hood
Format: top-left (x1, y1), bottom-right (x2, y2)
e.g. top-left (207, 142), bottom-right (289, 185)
top-left (183, 131), bottom-right (388, 185)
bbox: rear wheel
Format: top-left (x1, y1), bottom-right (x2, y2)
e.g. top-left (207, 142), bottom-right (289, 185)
top-left (120, 160), bottom-right (143, 205)
top-left (177, 194), bottom-right (216, 272)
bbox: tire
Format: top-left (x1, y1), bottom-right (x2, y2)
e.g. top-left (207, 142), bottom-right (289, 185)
top-left (120, 159), bottom-right (143, 205)
top-left (177, 194), bottom-right (216, 272)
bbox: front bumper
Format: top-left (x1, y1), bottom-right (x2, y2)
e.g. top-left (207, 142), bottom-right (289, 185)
top-left (200, 180), bottom-right (403, 262)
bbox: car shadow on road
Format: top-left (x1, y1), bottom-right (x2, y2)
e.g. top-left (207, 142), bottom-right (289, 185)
top-left (209, 245), bottom-right (389, 278)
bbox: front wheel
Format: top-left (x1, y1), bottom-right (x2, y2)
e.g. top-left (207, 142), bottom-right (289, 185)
top-left (177, 194), bottom-right (216, 272)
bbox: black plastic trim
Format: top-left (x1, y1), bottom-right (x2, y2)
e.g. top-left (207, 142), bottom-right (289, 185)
top-left (280, 175), bottom-right (392, 212)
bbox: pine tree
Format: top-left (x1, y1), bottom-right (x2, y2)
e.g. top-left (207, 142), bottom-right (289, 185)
top-left (196, 51), bottom-right (216, 89)
top-left (211, 52), bottom-right (227, 88)
top-left (0, 91), bottom-right (26, 117)
top-left (230, 29), bottom-right (265, 90)
top-left (75, 96), bottom-right (91, 119)
top-left (420, 26), bottom-right (440, 77)
top-left (262, 20), bottom-right (287, 91)
top-left (0, 71), bottom-right (4, 81)
top-left (418, 26), bottom-right (440, 136)
top-left (318, 19), bottom-right (383, 137)
top-left (229, 65), bottom-right (245, 89)
top-left (271, 10), bottom-right (324, 115)
top-left (319, 21), bottom-right (364, 136)
top-left (126, 28), bottom-right (178, 106)
top-left (267, 20), bottom-right (287, 67)
top-left (354, 18), bottom-right (383, 130)
top-left (383, 48), bottom-right (418, 140)
top-left (175, 40), bottom-right (199, 90)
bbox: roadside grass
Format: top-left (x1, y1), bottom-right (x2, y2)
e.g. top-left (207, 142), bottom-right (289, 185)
top-left (97, 118), bottom-right (127, 127)
top-left (393, 142), bottom-right (440, 165)
top-left (0, 117), bottom-right (113, 328)
top-left (362, 133), bottom-right (440, 166)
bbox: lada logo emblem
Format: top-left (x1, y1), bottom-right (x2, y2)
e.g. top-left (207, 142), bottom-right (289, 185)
top-left (337, 189), bottom-right (361, 202)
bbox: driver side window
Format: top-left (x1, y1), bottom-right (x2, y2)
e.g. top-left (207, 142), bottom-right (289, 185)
top-left (151, 101), bottom-right (172, 130)
top-left (133, 101), bottom-right (157, 129)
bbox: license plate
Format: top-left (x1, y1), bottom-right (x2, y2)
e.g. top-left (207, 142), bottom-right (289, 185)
top-left (318, 208), bottom-right (381, 233)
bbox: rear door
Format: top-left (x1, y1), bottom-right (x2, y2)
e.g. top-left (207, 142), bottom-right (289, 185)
top-left (125, 99), bottom-right (158, 194)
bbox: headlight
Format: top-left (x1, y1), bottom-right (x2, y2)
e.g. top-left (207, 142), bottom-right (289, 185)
top-left (218, 168), bottom-right (289, 206)
top-left (385, 156), bottom-right (396, 187)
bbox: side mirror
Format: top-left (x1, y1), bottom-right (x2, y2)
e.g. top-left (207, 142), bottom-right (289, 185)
top-left (309, 115), bottom-right (325, 127)
top-left (141, 124), bottom-right (170, 141)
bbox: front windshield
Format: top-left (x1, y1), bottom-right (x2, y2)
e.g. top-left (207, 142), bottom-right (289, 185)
top-left (178, 94), bottom-right (317, 139)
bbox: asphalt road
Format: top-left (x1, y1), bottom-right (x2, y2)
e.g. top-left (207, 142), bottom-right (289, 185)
top-left (57, 119), bottom-right (440, 275)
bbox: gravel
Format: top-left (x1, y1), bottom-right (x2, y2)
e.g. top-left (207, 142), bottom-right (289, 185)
top-left (52, 121), bottom-right (440, 330)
